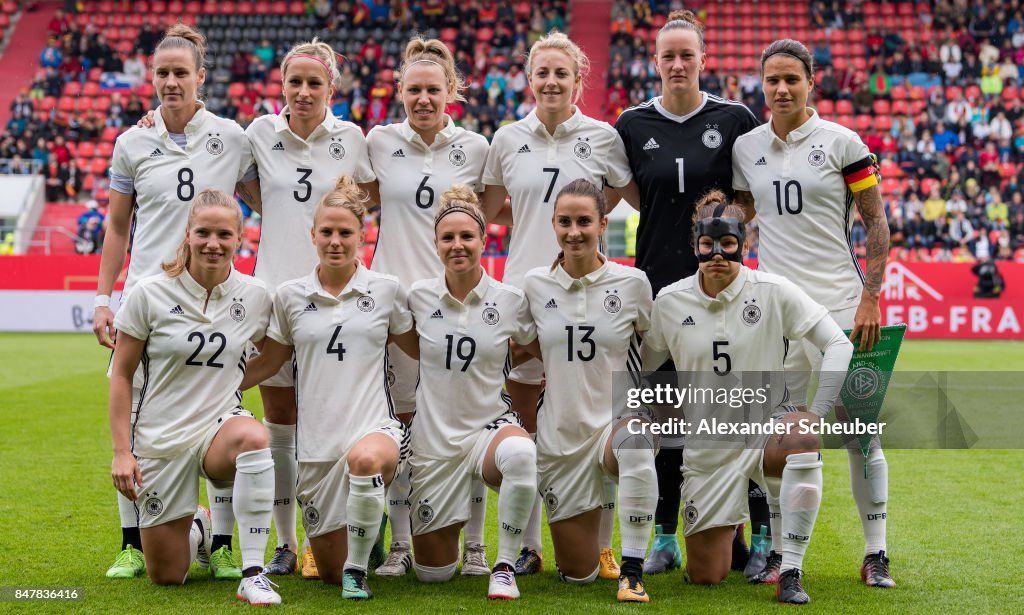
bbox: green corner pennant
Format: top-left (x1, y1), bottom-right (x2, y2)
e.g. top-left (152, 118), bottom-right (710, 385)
top-left (839, 324), bottom-right (907, 462)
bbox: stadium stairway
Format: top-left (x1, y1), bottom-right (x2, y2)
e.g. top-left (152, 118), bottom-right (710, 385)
top-left (571, 0), bottom-right (613, 122)
top-left (0, 0), bottom-right (59, 128)
top-left (28, 202), bottom-right (86, 254)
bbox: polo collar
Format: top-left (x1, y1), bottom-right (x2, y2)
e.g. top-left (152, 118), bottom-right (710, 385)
top-left (154, 101), bottom-right (207, 138)
top-left (524, 107), bottom-right (583, 138)
top-left (273, 106), bottom-right (337, 140)
top-left (695, 266), bottom-right (748, 307)
top-left (434, 268), bottom-right (491, 305)
top-left (304, 262), bottom-right (371, 301)
top-left (398, 116), bottom-right (458, 147)
top-left (772, 107), bottom-right (820, 144)
top-left (552, 255), bottom-right (608, 290)
top-left (178, 266), bottom-right (240, 300)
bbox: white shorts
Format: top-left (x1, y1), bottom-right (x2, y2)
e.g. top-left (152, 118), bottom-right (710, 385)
top-left (409, 412), bottom-right (523, 535)
top-left (785, 305), bottom-right (856, 406)
top-left (537, 422), bottom-right (615, 523)
top-left (507, 357), bottom-right (544, 386)
top-left (387, 342), bottom-right (418, 415)
top-left (262, 353), bottom-right (295, 388)
top-left (681, 445), bottom-right (766, 537)
top-left (134, 408), bottom-right (254, 529)
top-left (297, 422), bottom-right (408, 538)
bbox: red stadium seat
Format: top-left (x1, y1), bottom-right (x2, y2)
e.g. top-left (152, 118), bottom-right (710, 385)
top-left (91, 158), bottom-right (109, 175)
top-left (101, 126), bottom-right (120, 143)
top-left (64, 81), bottom-right (82, 97)
top-left (228, 82), bottom-right (246, 97)
top-left (855, 114), bottom-right (873, 131)
top-left (93, 97), bottom-right (111, 113)
top-left (98, 142), bottom-right (115, 158)
top-left (83, 82), bottom-right (101, 97)
top-left (184, 0), bottom-right (201, 13)
top-left (271, 1), bottom-right (287, 12)
top-left (236, 2), bottom-right (252, 14)
top-left (965, 84), bottom-right (981, 100)
top-left (872, 99), bottom-right (891, 115)
top-left (836, 114), bottom-right (854, 129)
top-left (77, 141), bottom-right (96, 158)
top-left (76, 156), bottom-right (90, 173)
top-left (269, 67), bottom-right (282, 82)
top-left (835, 99), bottom-right (853, 114)
top-left (890, 84), bottom-right (907, 101)
top-left (266, 82), bottom-right (282, 98)
top-left (58, 96), bottom-right (75, 112)
top-left (255, 1), bottom-right (272, 14)
top-left (816, 99), bottom-right (834, 115)
top-left (1003, 86), bottom-right (1019, 101)
top-left (288, 0), bottom-right (304, 12)
top-left (89, 67), bottom-right (103, 82)
top-left (40, 96), bottom-right (57, 111)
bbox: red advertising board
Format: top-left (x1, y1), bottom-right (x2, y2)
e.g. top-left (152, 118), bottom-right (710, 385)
top-left (1, 255), bottom-right (1022, 338)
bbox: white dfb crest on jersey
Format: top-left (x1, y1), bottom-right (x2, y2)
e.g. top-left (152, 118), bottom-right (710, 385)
top-left (701, 125), bottom-right (722, 149)
top-left (573, 137), bottom-right (592, 160)
top-left (448, 145), bottom-right (467, 167)
top-left (329, 141), bottom-right (345, 160)
top-left (741, 299), bottom-right (761, 325)
top-left (206, 135), bottom-right (224, 156)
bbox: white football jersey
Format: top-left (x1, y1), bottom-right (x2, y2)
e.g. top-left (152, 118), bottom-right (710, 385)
top-left (113, 268), bottom-right (272, 458)
top-left (732, 110), bottom-right (875, 310)
top-left (407, 272), bottom-right (536, 459)
top-left (267, 264), bottom-right (413, 462)
top-left (483, 109), bottom-right (633, 287)
top-left (524, 260), bottom-right (651, 457)
top-left (367, 118), bottom-right (489, 287)
top-left (246, 108), bottom-right (375, 287)
top-left (110, 104), bottom-right (253, 300)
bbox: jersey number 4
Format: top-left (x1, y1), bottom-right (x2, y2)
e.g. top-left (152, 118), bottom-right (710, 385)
top-left (326, 325), bottom-right (346, 360)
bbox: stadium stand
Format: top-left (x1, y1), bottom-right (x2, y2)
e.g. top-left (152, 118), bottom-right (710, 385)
top-left (2, 0), bottom-right (1023, 263)
top-left (608, 0), bottom-right (1024, 263)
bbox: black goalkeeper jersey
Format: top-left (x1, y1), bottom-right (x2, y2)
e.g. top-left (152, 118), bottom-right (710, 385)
top-left (616, 94), bottom-right (760, 294)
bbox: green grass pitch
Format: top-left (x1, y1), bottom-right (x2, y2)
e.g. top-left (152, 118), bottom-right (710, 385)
top-left (1, 334), bottom-right (1022, 613)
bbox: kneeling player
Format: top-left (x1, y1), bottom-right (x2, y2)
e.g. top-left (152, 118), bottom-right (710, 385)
top-left (241, 178), bottom-right (418, 600)
top-left (641, 191), bottom-right (853, 604)
top-left (406, 186), bottom-right (538, 599)
top-left (521, 179), bottom-right (658, 603)
top-left (109, 190), bottom-right (279, 605)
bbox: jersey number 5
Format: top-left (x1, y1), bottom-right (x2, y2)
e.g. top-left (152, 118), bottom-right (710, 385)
top-left (713, 340), bottom-right (731, 375)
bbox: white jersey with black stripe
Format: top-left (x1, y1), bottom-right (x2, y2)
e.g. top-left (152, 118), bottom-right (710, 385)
top-left (732, 110), bottom-right (871, 310)
top-left (110, 104), bottom-right (253, 300)
top-left (523, 259), bottom-right (651, 457)
top-left (407, 271), bottom-right (536, 459)
top-left (367, 119), bottom-right (489, 288)
top-left (484, 108), bottom-right (633, 288)
top-left (113, 268), bottom-right (271, 458)
top-left (267, 264), bottom-right (413, 462)
top-left (246, 108), bottom-right (375, 288)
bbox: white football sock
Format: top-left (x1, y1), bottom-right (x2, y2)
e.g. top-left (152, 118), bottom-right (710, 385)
top-left (233, 448), bottom-right (274, 571)
top-left (768, 494), bottom-right (782, 554)
top-left (780, 452), bottom-right (822, 573)
top-left (849, 446), bottom-right (888, 555)
top-left (599, 476), bottom-right (616, 550)
top-left (117, 490), bottom-right (138, 528)
top-left (464, 479), bottom-right (487, 547)
top-left (265, 420), bottom-right (298, 551)
top-left (345, 473), bottom-right (385, 572)
top-left (494, 436), bottom-right (537, 566)
top-left (522, 492), bottom-right (543, 553)
top-left (386, 466), bottom-right (412, 547)
top-left (413, 561), bottom-right (456, 582)
top-left (208, 480), bottom-right (235, 540)
top-left (615, 446), bottom-right (657, 560)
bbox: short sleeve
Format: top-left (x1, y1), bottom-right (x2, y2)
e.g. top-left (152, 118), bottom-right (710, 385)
top-left (235, 131), bottom-right (255, 183)
top-left (250, 287), bottom-right (272, 344)
top-left (366, 126), bottom-right (383, 170)
top-left (603, 129), bottom-right (633, 188)
top-left (389, 283), bottom-right (414, 335)
top-left (110, 136), bottom-right (135, 181)
top-left (839, 132), bottom-right (877, 194)
top-left (349, 132), bottom-right (377, 184)
top-left (642, 298), bottom-right (668, 354)
top-left (482, 131), bottom-right (506, 186)
top-left (777, 278), bottom-right (829, 341)
top-left (266, 287), bottom-right (293, 346)
top-left (633, 274), bottom-right (654, 334)
top-left (113, 283), bottom-right (151, 340)
top-left (512, 291), bottom-right (537, 345)
top-left (731, 141), bottom-right (751, 191)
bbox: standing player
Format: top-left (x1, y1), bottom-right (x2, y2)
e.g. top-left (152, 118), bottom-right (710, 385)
top-left (731, 39), bottom-right (894, 588)
top-left (109, 189), bottom-right (280, 605)
top-left (364, 37), bottom-right (490, 578)
top-left (481, 32), bottom-right (637, 578)
top-left (242, 39), bottom-right (376, 578)
top-left (238, 177), bottom-right (418, 599)
top-left (641, 191), bottom-right (854, 604)
top-left (522, 179), bottom-right (658, 603)
top-left (614, 10), bottom-right (765, 577)
top-left (406, 186), bottom-right (538, 600)
top-left (93, 23), bottom-right (256, 580)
